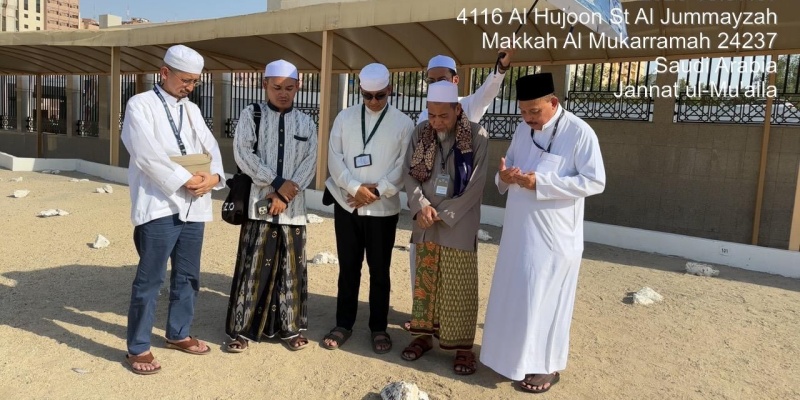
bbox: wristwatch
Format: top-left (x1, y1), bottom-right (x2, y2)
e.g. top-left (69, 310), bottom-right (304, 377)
top-left (371, 188), bottom-right (380, 197)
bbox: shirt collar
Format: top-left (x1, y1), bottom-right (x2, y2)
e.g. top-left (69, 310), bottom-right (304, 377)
top-left (155, 84), bottom-right (187, 107)
top-left (539, 104), bottom-right (564, 131)
top-left (267, 101), bottom-right (293, 114)
top-left (364, 103), bottom-right (388, 115)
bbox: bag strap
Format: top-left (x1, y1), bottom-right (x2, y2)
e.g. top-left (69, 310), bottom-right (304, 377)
top-left (250, 102), bottom-right (261, 154)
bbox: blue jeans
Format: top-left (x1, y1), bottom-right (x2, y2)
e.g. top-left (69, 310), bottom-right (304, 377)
top-left (127, 214), bottom-right (204, 355)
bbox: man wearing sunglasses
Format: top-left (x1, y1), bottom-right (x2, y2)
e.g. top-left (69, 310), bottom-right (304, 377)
top-left (323, 63), bottom-right (414, 354)
top-left (121, 44), bottom-right (226, 374)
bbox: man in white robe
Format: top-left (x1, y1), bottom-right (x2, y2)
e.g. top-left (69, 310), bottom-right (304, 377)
top-left (121, 45), bottom-right (225, 374)
top-left (480, 72), bottom-right (606, 393)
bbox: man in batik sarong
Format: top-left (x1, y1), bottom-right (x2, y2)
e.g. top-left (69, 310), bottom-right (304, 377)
top-left (225, 59), bottom-right (317, 352)
top-left (401, 81), bottom-right (489, 375)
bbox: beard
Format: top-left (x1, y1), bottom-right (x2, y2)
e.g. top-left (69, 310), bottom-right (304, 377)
top-left (436, 131), bottom-right (448, 142)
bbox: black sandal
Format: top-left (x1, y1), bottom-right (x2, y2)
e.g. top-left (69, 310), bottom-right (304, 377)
top-left (519, 372), bottom-right (560, 393)
top-left (371, 331), bottom-right (392, 354)
top-left (321, 327), bottom-right (352, 350)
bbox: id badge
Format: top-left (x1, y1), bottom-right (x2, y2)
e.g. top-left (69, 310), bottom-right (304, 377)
top-left (354, 154), bottom-right (372, 168)
top-left (434, 173), bottom-right (450, 197)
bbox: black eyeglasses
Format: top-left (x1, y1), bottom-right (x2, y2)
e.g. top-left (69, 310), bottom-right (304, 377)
top-left (361, 91), bottom-right (388, 101)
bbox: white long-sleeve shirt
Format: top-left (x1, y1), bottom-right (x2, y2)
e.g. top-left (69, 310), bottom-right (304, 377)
top-left (121, 85), bottom-right (226, 226)
top-left (326, 103), bottom-right (414, 216)
top-left (418, 69), bottom-right (506, 123)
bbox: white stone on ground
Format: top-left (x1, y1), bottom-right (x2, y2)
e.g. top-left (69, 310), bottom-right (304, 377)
top-left (306, 213), bottom-right (324, 223)
top-left (477, 229), bottom-right (492, 241)
top-left (686, 262), bottom-right (719, 277)
top-left (95, 185), bottom-right (114, 194)
top-left (41, 170), bottom-right (60, 174)
top-left (310, 252), bottom-right (339, 265)
top-left (69, 178), bottom-right (89, 182)
top-left (633, 287), bottom-right (664, 305)
top-left (92, 235), bottom-right (110, 249)
top-left (12, 190), bottom-right (30, 198)
top-left (11, 177), bottom-right (23, 182)
top-left (38, 209), bottom-right (70, 217)
top-left (380, 382), bottom-right (429, 400)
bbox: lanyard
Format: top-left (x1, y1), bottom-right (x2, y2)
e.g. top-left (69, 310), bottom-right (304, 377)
top-left (153, 85), bottom-right (186, 156)
top-left (361, 104), bottom-right (389, 152)
top-left (531, 109), bottom-right (565, 154)
top-left (436, 136), bottom-right (455, 170)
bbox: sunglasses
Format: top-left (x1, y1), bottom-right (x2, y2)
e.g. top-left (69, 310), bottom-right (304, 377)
top-left (361, 91), bottom-right (388, 101)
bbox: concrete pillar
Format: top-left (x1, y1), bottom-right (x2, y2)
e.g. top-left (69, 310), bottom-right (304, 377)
top-left (136, 73), bottom-right (154, 95)
top-left (315, 30), bottom-right (334, 190)
top-left (213, 72), bottom-right (231, 138)
top-left (653, 70), bottom-right (678, 125)
top-left (16, 75), bottom-right (30, 131)
top-left (456, 66), bottom-right (470, 96)
top-left (66, 75), bottom-right (79, 137)
top-left (338, 73), bottom-right (348, 114)
top-left (98, 75), bottom-right (111, 139)
top-left (110, 47), bottom-right (121, 166)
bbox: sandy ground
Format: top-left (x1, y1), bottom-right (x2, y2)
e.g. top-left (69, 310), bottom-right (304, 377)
top-left (0, 168), bottom-right (798, 400)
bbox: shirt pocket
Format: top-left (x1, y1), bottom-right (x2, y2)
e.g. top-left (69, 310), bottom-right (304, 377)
top-left (293, 135), bottom-right (309, 142)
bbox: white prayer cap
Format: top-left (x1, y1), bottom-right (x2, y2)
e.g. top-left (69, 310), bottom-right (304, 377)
top-left (359, 63), bottom-right (390, 91)
top-left (427, 81), bottom-right (458, 103)
top-left (427, 55), bottom-right (456, 71)
top-left (264, 59), bottom-right (298, 80)
top-left (163, 45), bottom-right (204, 75)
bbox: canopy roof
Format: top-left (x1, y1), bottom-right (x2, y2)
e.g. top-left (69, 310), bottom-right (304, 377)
top-left (0, 0), bottom-right (796, 74)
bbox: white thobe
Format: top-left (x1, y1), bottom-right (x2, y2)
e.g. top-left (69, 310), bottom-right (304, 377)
top-left (121, 85), bottom-right (226, 226)
top-left (480, 105), bottom-right (606, 380)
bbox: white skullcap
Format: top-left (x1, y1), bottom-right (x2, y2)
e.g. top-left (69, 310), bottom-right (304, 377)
top-left (264, 59), bottom-right (298, 80)
top-left (427, 81), bottom-right (459, 103)
top-left (163, 45), bottom-right (204, 75)
top-left (359, 63), bottom-right (390, 91)
top-left (427, 55), bottom-right (456, 71)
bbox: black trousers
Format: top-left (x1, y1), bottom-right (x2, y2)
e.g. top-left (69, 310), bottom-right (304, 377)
top-left (333, 202), bottom-right (399, 332)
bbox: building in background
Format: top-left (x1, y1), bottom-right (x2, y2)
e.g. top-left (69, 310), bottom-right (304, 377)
top-left (0, 0), bottom-right (79, 32)
top-left (1, 0), bottom-right (19, 31)
top-left (81, 17), bottom-right (99, 30)
top-left (44, 0), bottom-right (79, 30)
top-left (16, 0), bottom-right (45, 31)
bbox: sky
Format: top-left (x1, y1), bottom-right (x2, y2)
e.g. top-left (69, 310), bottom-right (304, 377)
top-left (78, 0), bottom-right (266, 23)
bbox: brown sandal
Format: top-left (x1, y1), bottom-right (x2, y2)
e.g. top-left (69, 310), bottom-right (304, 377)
top-left (283, 334), bottom-right (309, 351)
top-left (401, 336), bottom-right (433, 361)
top-left (125, 352), bottom-right (161, 375)
top-left (453, 350), bottom-right (476, 375)
top-left (520, 372), bottom-right (560, 393)
top-left (225, 336), bottom-right (248, 353)
top-left (165, 336), bottom-right (211, 355)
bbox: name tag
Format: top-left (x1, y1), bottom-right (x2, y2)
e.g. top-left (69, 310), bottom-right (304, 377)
top-left (354, 154), bottom-right (372, 168)
top-left (435, 173), bottom-right (450, 197)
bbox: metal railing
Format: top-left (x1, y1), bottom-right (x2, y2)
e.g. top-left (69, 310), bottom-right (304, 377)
top-left (674, 55), bottom-right (800, 125)
top-left (565, 61), bottom-right (655, 121)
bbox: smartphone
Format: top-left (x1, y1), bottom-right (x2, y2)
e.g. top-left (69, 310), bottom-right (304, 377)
top-left (255, 198), bottom-right (272, 215)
